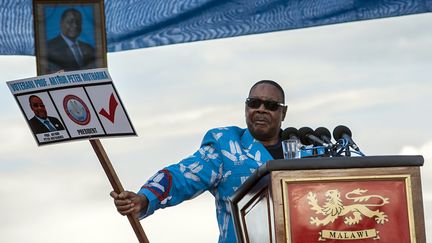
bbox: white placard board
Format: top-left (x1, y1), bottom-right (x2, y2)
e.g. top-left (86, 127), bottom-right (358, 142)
top-left (7, 68), bottom-right (136, 146)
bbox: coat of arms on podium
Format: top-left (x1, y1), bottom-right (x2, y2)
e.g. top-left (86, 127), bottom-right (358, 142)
top-left (282, 175), bottom-right (416, 243)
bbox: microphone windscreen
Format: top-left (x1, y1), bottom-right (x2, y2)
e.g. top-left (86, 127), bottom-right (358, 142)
top-left (333, 125), bottom-right (352, 140)
top-left (315, 127), bottom-right (331, 140)
top-left (298, 127), bottom-right (315, 145)
top-left (282, 127), bottom-right (299, 140)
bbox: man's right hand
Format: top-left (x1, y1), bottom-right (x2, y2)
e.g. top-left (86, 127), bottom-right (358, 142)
top-left (110, 191), bottom-right (149, 219)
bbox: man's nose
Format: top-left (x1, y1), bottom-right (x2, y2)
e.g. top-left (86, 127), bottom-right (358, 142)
top-left (256, 106), bottom-right (268, 114)
top-left (257, 103), bottom-right (267, 111)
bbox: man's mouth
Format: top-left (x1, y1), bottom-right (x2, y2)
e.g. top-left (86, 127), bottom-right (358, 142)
top-left (254, 117), bottom-right (269, 125)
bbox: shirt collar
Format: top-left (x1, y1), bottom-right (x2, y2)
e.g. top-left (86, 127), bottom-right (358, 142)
top-left (61, 34), bottom-right (77, 47)
top-left (240, 129), bottom-right (274, 162)
top-left (35, 115), bottom-right (49, 123)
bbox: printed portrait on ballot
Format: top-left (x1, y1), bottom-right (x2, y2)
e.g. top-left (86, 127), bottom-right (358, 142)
top-left (18, 93), bottom-right (65, 135)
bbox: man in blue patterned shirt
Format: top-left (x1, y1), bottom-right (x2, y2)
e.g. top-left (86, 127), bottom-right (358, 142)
top-left (110, 80), bottom-right (288, 242)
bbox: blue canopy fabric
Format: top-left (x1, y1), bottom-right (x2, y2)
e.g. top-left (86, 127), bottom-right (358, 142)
top-left (1, 0), bottom-right (431, 55)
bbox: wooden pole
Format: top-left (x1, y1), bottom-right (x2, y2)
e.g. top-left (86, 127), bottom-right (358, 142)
top-left (90, 139), bottom-right (149, 243)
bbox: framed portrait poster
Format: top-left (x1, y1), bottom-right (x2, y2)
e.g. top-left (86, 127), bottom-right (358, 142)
top-left (33, 0), bottom-right (107, 75)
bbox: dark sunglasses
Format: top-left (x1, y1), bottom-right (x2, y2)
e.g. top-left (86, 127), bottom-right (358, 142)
top-left (245, 98), bottom-right (286, 111)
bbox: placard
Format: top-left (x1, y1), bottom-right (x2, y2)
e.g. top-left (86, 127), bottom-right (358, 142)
top-left (7, 68), bottom-right (136, 146)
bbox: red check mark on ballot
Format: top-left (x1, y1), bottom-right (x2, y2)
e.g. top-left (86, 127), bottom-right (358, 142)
top-left (99, 93), bottom-right (118, 123)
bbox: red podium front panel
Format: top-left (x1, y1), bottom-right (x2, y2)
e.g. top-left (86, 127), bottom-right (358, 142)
top-left (282, 175), bottom-right (415, 243)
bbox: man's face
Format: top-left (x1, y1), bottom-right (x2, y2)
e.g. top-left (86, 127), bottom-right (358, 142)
top-left (30, 96), bottom-right (47, 119)
top-left (245, 83), bottom-right (287, 144)
top-left (61, 11), bottom-right (82, 41)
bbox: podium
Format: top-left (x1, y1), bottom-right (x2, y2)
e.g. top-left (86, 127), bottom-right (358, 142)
top-left (230, 155), bottom-right (426, 243)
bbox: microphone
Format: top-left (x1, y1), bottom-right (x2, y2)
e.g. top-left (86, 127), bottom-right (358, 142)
top-left (315, 127), bottom-right (333, 145)
top-left (332, 125), bottom-right (360, 151)
top-left (298, 127), bottom-right (328, 146)
top-left (282, 127), bottom-right (300, 140)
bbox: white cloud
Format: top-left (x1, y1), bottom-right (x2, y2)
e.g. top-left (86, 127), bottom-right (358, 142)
top-left (0, 165), bottom-right (218, 243)
top-left (1, 11), bottom-right (432, 243)
top-left (400, 141), bottom-right (432, 240)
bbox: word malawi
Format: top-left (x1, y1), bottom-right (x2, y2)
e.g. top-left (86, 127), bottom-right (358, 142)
top-left (320, 229), bottom-right (379, 240)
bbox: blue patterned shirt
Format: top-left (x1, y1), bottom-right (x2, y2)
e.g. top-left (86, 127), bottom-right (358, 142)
top-left (138, 126), bottom-right (274, 242)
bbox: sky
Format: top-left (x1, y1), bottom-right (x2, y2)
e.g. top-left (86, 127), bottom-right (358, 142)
top-left (0, 12), bottom-right (431, 243)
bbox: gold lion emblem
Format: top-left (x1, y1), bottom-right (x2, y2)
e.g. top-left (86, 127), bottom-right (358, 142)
top-left (307, 188), bottom-right (390, 226)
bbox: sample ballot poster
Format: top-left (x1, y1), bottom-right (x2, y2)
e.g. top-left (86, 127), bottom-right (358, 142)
top-left (7, 68), bottom-right (136, 146)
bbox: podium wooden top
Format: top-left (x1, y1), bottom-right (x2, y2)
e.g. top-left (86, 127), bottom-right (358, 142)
top-left (231, 155), bottom-right (424, 203)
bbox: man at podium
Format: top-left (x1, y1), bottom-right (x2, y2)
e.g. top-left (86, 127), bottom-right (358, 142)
top-left (110, 80), bottom-right (288, 242)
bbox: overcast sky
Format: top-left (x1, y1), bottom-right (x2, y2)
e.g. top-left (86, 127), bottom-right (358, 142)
top-left (0, 13), bottom-right (431, 243)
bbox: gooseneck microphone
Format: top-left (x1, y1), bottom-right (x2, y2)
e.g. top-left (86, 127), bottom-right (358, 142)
top-left (282, 125), bottom-right (364, 157)
top-left (282, 127), bottom-right (300, 140)
top-left (315, 127), bottom-right (333, 145)
top-left (298, 127), bottom-right (328, 146)
top-left (332, 125), bottom-right (360, 151)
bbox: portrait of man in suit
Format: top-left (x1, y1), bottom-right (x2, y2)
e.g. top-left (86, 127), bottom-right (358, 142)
top-left (28, 95), bottom-right (65, 134)
top-left (46, 8), bottom-right (96, 73)
top-left (34, 0), bottom-right (106, 75)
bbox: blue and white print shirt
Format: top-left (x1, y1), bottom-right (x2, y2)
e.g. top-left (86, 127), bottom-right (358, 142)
top-left (138, 126), bottom-right (274, 243)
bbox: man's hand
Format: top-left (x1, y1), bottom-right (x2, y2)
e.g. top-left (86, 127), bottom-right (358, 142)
top-left (110, 191), bottom-right (149, 219)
